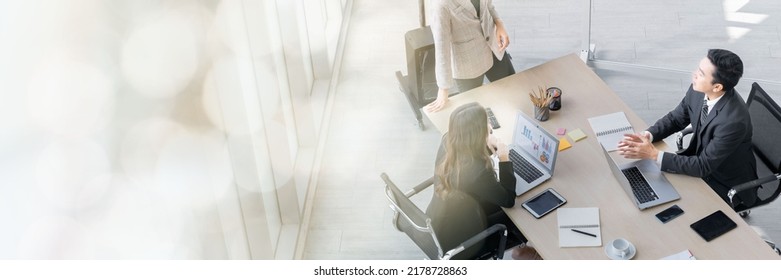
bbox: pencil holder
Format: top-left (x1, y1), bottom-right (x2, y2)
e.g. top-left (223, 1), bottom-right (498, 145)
top-left (547, 87), bottom-right (562, 111)
top-left (534, 106), bottom-right (550, 121)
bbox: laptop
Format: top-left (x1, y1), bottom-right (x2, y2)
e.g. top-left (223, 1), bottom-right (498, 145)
top-left (507, 112), bottom-right (560, 196)
top-left (601, 145), bottom-right (680, 209)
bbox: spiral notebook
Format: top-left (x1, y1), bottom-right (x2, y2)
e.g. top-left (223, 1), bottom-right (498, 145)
top-left (587, 112), bottom-right (634, 151)
top-left (557, 207), bottom-right (601, 247)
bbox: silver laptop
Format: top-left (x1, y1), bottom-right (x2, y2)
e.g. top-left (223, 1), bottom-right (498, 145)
top-left (508, 112), bottom-right (560, 196)
top-left (601, 145), bottom-right (680, 209)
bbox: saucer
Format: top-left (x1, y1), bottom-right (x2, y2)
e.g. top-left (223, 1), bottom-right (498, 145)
top-left (605, 242), bottom-right (636, 260)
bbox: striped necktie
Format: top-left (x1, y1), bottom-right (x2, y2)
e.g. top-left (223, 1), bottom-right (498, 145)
top-left (700, 100), bottom-right (709, 126)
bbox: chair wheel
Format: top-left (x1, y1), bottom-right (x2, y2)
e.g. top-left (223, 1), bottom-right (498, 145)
top-left (739, 210), bottom-right (750, 218)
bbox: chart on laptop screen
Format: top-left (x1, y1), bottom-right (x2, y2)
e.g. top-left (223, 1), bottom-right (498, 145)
top-left (517, 120), bottom-right (556, 170)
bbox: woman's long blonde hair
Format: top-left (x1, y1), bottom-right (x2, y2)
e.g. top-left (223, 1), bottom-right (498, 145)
top-left (435, 102), bottom-right (493, 196)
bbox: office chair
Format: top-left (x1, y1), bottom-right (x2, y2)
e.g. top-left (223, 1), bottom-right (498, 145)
top-left (395, 0), bottom-right (437, 131)
top-left (675, 125), bottom-right (694, 154)
top-left (675, 83), bottom-right (781, 218)
top-left (729, 83), bottom-right (781, 214)
top-left (381, 173), bottom-right (509, 260)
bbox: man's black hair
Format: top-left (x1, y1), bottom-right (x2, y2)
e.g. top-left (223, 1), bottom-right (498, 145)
top-left (707, 49), bottom-right (743, 92)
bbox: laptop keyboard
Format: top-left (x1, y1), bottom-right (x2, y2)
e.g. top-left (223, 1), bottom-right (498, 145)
top-left (621, 167), bottom-right (659, 203)
top-left (509, 149), bottom-right (545, 183)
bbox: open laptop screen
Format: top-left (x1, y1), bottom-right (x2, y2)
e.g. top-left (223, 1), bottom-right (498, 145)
top-left (512, 112), bottom-right (559, 172)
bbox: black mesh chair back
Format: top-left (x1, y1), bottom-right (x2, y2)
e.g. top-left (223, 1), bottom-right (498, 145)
top-left (381, 173), bottom-right (507, 260)
top-left (741, 82), bottom-right (781, 211)
top-left (382, 174), bottom-right (442, 259)
top-left (425, 189), bottom-right (488, 260)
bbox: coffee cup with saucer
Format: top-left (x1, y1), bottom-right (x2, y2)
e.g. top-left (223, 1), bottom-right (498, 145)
top-left (605, 238), bottom-right (636, 260)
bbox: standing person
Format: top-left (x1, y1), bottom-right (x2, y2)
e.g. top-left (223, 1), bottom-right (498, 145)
top-left (424, 0), bottom-right (516, 112)
top-left (426, 102), bottom-right (538, 259)
top-left (618, 49), bottom-right (758, 208)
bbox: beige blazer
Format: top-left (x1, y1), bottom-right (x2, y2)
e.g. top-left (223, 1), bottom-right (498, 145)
top-left (432, 0), bottom-right (505, 90)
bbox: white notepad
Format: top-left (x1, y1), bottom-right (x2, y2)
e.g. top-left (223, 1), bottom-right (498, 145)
top-left (660, 250), bottom-right (696, 260)
top-left (587, 112), bottom-right (634, 151)
top-left (557, 207), bottom-right (602, 247)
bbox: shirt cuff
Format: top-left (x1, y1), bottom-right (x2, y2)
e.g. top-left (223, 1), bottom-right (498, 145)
top-left (644, 131), bottom-right (653, 142)
top-left (656, 151), bottom-right (665, 167)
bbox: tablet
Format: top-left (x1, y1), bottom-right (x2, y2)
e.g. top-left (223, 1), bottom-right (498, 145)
top-left (690, 210), bottom-right (737, 242)
top-left (522, 188), bottom-right (566, 219)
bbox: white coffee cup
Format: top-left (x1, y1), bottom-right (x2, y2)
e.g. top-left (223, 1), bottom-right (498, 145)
top-left (610, 238), bottom-right (631, 259)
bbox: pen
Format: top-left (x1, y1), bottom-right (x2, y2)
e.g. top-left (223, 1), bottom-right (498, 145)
top-left (571, 228), bottom-right (597, 237)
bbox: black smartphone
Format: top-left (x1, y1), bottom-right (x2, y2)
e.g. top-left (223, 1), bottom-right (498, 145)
top-left (656, 204), bottom-right (684, 223)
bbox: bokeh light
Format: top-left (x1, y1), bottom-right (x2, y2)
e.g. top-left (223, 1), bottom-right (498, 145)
top-left (120, 118), bottom-right (233, 209)
top-left (35, 138), bottom-right (111, 210)
top-left (120, 118), bottom-right (187, 187)
top-left (96, 185), bottom-right (190, 259)
top-left (154, 130), bottom-right (233, 209)
top-left (17, 215), bottom-right (95, 259)
top-left (4, 0), bottom-right (302, 259)
top-left (201, 57), bottom-right (262, 136)
top-left (212, 0), bottom-right (247, 55)
top-left (26, 53), bottom-right (115, 138)
top-left (121, 7), bottom-right (203, 99)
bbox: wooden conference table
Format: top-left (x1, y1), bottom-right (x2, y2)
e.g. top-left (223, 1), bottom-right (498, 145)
top-left (424, 53), bottom-right (779, 259)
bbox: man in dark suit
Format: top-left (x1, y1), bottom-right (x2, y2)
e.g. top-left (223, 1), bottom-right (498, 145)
top-left (618, 49), bottom-right (757, 208)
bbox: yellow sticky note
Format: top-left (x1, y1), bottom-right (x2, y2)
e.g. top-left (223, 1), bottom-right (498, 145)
top-left (558, 137), bottom-right (572, 151)
top-left (568, 128), bottom-right (587, 142)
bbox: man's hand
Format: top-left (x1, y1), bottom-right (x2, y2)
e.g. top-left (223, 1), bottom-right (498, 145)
top-left (425, 88), bottom-right (450, 112)
top-left (495, 21), bottom-right (510, 52)
top-left (617, 132), bottom-right (658, 161)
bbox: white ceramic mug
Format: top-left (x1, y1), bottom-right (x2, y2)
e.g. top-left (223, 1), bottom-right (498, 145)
top-left (610, 238), bottom-right (631, 259)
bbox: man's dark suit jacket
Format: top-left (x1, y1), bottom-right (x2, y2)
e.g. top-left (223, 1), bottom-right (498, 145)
top-left (648, 85), bottom-right (757, 206)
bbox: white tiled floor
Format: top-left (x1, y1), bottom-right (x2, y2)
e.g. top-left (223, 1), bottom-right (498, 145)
top-left (302, 0), bottom-right (781, 259)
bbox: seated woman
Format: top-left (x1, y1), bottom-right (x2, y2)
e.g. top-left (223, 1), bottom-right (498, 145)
top-left (425, 102), bottom-right (538, 259)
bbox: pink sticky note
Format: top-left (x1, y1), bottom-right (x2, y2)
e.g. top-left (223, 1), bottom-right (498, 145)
top-left (557, 128), bottom-right (567, 135)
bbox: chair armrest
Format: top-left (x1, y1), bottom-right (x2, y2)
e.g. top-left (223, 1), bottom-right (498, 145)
top-left (442, 224), bottom-right (508, 260)
top-left (727, 173), bottom-right (781, 207)
top-left (676, 126), bottom-right (694, 152)
top-left (405, 176), bottom-right (435, 198)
